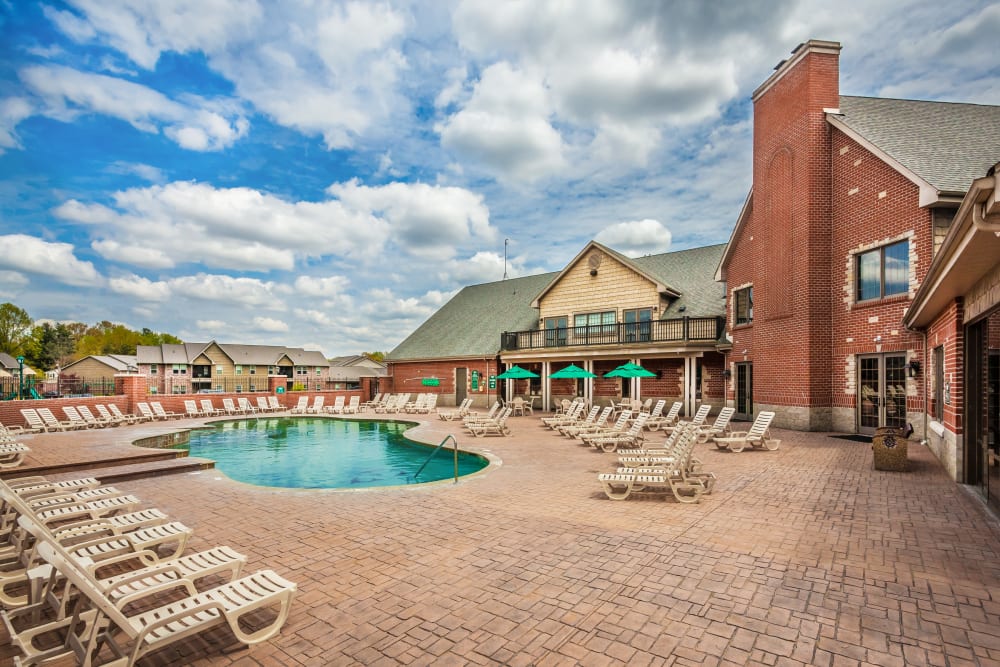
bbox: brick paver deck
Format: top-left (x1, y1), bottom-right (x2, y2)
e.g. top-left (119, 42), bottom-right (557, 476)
top-left (4, 413), bottom-right (1000, 666)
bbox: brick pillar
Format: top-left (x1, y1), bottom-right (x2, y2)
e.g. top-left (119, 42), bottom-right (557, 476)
top-left (268, 375), bottom-right (287, 408)
top-left (116, 374), bottom-right (148, 414)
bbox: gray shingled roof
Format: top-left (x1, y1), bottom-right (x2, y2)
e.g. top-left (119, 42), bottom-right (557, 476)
top-left (633, 244), bottom-right (727, 318)
top-left (137, 342), bottom-right (329, 367)
top-left (837, 96), bottom-right (1000, 194)
top-left (389, 243), bottom-right (727, 361)
top-left (389, 272), bottom-right (556, 361)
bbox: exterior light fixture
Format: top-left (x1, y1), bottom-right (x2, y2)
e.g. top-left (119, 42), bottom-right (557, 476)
top-left (907, 360), bottom-right (920, 378)
top-left (16, 355), bottom-right (24, 400)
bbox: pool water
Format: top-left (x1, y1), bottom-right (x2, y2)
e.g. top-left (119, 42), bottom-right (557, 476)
top-left (174, 417), bottom-right (488, 489)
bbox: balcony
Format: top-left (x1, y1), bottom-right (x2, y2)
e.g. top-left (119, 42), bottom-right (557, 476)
top-left (501, 316), bottom-right (725, 352)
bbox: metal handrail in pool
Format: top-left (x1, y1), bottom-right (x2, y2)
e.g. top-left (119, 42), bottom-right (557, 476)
top-left (413, 434), bottom-right (459, 483)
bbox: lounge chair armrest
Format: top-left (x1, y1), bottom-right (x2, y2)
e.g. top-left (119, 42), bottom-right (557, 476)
top-left (87, 549), bottom-right (161, 576)
top-left (115, 577), bottom-right (199, 610)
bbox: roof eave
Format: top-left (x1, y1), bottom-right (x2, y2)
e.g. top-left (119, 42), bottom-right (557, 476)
top-left (715, 189), bottom-right (752, 282)
top-left (826, 113), bottom-right (944, 207)
top-left (904, 169), bottom-right (1000, 329)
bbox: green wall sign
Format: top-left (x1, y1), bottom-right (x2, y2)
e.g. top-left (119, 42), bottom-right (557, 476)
top-left (421, 377), bottom-right (440, 387)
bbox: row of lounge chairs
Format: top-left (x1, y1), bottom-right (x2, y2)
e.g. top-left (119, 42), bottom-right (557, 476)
top-left (0, 425), bottom-right (30, 469)
top-left (0, 474), bottom-right (296, 665)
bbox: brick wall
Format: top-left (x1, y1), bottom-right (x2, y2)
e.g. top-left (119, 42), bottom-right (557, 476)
top-left (828, 130), bottom-right (928, 431)
top-left (725, 44), bottom-right (839, 430)
top-left (386, 359), bottom-right (501, 409)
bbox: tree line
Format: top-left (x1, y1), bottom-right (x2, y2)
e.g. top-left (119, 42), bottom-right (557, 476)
top-left (0, 302), bottom-right (181, 372)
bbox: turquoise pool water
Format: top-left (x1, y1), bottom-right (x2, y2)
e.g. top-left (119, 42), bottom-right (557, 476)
top-left (174, 417), bottom-right (488, 489)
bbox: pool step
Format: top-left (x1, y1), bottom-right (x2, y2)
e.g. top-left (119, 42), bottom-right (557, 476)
top-left (2, 453), bottom-right (216, 484)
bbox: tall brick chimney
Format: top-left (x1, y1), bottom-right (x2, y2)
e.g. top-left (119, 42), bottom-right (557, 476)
top-left (748, 40), bottom-right (841, 430)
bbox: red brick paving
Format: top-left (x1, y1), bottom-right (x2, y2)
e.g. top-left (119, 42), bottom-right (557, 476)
top-left (3, 413), bottom-right (1000, 665)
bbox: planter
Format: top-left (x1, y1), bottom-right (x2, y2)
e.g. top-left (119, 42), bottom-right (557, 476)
top-left (873, 426), bottom-right (908, 471)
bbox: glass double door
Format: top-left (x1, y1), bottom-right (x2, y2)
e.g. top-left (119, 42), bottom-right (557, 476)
top-left (858, 353), bottom-right (907, 435)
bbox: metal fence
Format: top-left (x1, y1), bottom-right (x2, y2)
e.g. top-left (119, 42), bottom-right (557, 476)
top-left (501, 316), bottom-right (725, 351)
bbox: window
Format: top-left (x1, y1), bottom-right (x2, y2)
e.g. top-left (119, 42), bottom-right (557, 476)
top-left (574, 311), bottom-right (615, 338)
top-left (149, 366), bottom-right (158, 375)
top-left (857, 240), bottom-right (908, 301)
top-left (296, 366), bottom-right (307, 376)
top-left (544, 316), bottom-right (568, 346)
top-left (933, 346), bottom-right (944, 421)
top-left (734, 286), bottom-right (753, 325)
top-left (235, 365), bottom-right (243, 376)
top-left (171, 364), bottom-right (187, 375)
top-left (623, 308), bottom-right (652, 341)
top-left (315, 367), bottom-right (322, 375)
top-left (216, 365), bottom-right (223, 376)
top-left (249, 366), bottom-right (256, 375)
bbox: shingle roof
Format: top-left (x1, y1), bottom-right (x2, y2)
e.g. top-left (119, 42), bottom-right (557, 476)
top-left (137, 342), bottom-right (329, 367)
top-left (389, 273), bottom-right (556, 361)
top-left (633, 244), bottom-right (727, 318)
top-left (388, 243), bottom-right (727, 361)
top-left (66, 354), bottom-right (138, 372)
top-left (836, 96), bottom-right (1000, 194)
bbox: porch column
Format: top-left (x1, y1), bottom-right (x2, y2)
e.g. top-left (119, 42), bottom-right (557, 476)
top-left (584, 359), bottom-right (594, 407)
top-left (542, 361), bottom-right (551, 412)
top-left (683, 356), bottom-right (698, 417)
top-left (631, 358), bottom-right (639, 399)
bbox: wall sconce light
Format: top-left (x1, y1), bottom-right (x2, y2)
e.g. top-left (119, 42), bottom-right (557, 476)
top-left (590, 268), bottom-right (598, 276)
top-left (723, 369), bottom-right (732, 379)
top-left (907, 360), bottom-right (920, 378)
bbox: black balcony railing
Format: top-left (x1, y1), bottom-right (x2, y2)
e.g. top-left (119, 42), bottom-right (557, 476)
top-left (501, 316), bottom-right (725, 352)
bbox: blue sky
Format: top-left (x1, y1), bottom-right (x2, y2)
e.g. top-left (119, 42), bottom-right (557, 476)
top-left (2, 1), bottom-right (999, 357)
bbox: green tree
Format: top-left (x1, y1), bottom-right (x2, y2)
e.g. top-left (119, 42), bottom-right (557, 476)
top-left (362, 351), bottom-right (386, 362)
top-left (0, 302), bottom-right (32, 355)
top-left (23, 322), bottom-right (74, 371)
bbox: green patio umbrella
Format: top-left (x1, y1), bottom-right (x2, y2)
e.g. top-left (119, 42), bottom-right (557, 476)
top-left (604, 362), bottom-right (656, 378)
top-left (549, 363), bottom-right (597, 379)
top-left (495, 365), bottom-right (540, 379)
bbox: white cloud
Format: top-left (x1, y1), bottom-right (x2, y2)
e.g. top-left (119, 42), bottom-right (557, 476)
top-left (107, 273), bottom-right (172, 301)
top-left (437, 62), bottom-right (565, 182)
top-left (105, 161), bottom-right (165, 183)
top-left (253, 316), bottom-right (289, 332)
top-left (56, 181), bottom-right (388, 272)
top-left (327, 180), bottom-right (495, 259)
top-left (293, 275), bottom-right (351, 298)
top-left (50, 1), bottom-right (410, 150)
top-left (0, 235), bottom-right (103, 287)
top-left (0, 98), bottom-right (34, 152)
top-left (19, 65), bottom-right (248, 151)
top-left (196, 320), bottom-right (227, 330)
top-left (595, 220), bottom-right (673, 257)
top-left (0, 270), bottom-right (29, 298)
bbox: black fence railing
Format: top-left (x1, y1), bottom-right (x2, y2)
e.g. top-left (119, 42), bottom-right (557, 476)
top-left (501, 316), bottom-right (725, 352)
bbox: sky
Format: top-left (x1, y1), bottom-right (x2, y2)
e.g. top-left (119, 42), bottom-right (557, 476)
top-left (1, 1), bottom-right (999, 358)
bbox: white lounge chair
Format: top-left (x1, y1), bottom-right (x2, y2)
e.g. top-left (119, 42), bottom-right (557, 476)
top-left (289, 396), bottom-right (309, 414)
top-left (439, 398), bottom-right (473, 421)
top-left (237, 397), bottom-right (257, 415)
top-left (77, 405), bottom-right (115, 428)
top-left (714, 411), bottom-right (779, 452)
top-left (0, 442), bottom-right (29, 469)
top-left (696, 407), bottom-right (736, 443)
top-left (136, 402), bottom-right (159, 421)
top-left (20, 409), bottom-right (57, 432)
top-left (305, 396), bottom-right (325, 413)
top-left (468, 407), bottom-right (513, 437)
top-left (268, 396), bottom-right (284, 412)
top-left (184, 400), bottom-right (203, 418)
top-left (60, 406), bottom-right (93, 429)
top-left (222, 398), bottom-right (241, 415)
top-left (585, 414), bottom-right (649, 452)
top-left (646, 402), bottom-right (682, 431)
top-left (95, 404), bottom-right (127, 425)
top-left (109, 404), bottom-right (146, 423)
top-left (200, 399), bottom-right (223, 416)
top-left (599, 425), bottom-right (708, 503)
top-left (150, 402), bottom-right (182, 420)
top-left (326, 396), bottom-right (346, 414)
top-left (27, 537), bottom-right (296, 667)
top-left (342, 396), bottom-right (361, 414)
top-left (38, 408), bottom-right (83, 431)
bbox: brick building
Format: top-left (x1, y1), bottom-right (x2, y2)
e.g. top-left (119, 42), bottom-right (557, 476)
top-left (717, 40), bottom-right (1000, 487)
top-left (388, 242), bottom-right (727, 415)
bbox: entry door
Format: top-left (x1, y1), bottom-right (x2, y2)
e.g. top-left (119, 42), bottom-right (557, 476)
top-left (735, 363), bottom-right (752, 419)
top-left (858, 353), bottom-right (907, 435)
top-left (965, 314), bottom-right (1000, 508)
top-left (456, 368), bottom-right (467, 404)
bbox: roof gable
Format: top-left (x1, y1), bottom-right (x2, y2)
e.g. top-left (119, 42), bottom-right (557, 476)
top-left (531, 241), bottom-right (679, 308)
top-left (831, 96), bottom-right (1000, 203)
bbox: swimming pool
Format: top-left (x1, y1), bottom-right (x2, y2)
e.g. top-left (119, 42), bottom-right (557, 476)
top-left (174, 417), bottom-right (489, 489)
